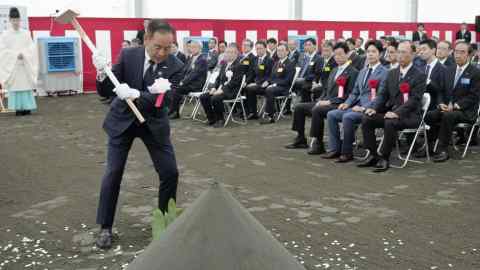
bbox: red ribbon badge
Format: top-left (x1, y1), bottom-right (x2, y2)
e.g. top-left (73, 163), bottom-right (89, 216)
top-left (399, 82), bottom-right (410, 103)
top-left (336, 76), bottom-right (347, 98)
top-left (368, 79), bottom-right (379, 100)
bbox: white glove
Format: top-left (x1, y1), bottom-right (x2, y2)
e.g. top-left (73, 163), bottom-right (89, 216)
top-left (226, 70), bottom-right (233, 80)
top-left (113, 83), bottom-right (140, 100)
top-left (148, 78), bottom-right (171, 94)
top-left (261, 81), bottom-right (269, 88)
top-left (92, 51), bottom-right (108, 72)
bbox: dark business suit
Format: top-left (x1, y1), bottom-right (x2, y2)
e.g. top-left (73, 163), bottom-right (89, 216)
top-left (244, 55), bottom-right (274, 114)
top-left (136, 29), bottom-right (145, 45)
top-left (422, 61), bottom-right (447, 110)
top-left (349, 51), bottom-right (366, 71)
top-left (169, 53), bottom-right (208, 114)
top-left (294, 52), bottom-right (324, 102)
top-left (291, 64), bottom-right (358, 142)
top-left (174, 51), bottom-right (187, 65)
top-left (288, 49), bottom-right (301, 66)
top-left (312, 57), bottom-right (338, 99)
top-left (425, 64), bottom-right (480, 150)
top-left (362, 65), bottom-right (426, 160)
top-left (456, 30), bottom-right (472, 43)
top-left (207, 49), bottom-right (219, 71)
top-left (96, 47), bottom-right (184, 227)
top-left (412, 31), bottom-right (428, 42)
top-left (264, 58), bottom-right (295, 116)
top-left (440, 55), bottom-right (455, 68)
top-left (200, 58), bottom-right (243, 122)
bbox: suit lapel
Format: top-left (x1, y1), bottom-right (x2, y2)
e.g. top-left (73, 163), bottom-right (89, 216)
top-left (137, 48), bottom-right (146, 86)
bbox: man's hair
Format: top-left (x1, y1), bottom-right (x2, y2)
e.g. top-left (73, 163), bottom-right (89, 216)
top-left (243, 39), bottom-right (254, 48)
top-left (364, 40), bottom-right (384, 53)
top-left (123, 40), bottom-right (131, 45)
top-left (357, 37), bottom-right (364, 43)
top-left (9, 7), bottom-right (20, 19)
top-left (333, 42), bottom-right (350, 53)
top-left (388, 40), bottom-right (399, 49)
top-left (277, 43), bottom-right (288, 50)
top-left (417, 23), bottom-right (425, 28)
top-left (304, 38), bottom-right (317, 46)
top-left (438, 40), bottom-right (452, 49)
top-left (419, 39), bottom-right (437, 50)
top-left (219, 40), bottom-right (227, 46)
top-left (255, 40), bottom-right (267, 48)
top-left (323, 41), bottom-right (334, 49)
top-left (146, 19), bottom-right (175, 35)
top-left (267, 38), bottom-right (278, 45)
top-left (346, 38), bottom-right (356, 46)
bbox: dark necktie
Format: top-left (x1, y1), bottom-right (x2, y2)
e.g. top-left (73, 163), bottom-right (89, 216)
top-left (143, 60), bottom-right (156, 92)
top-left (363, 68), bottom-right (373, 88)
top-left (425, 64), bottom-right (431, 76)
top-left (300, 55), bottom-right (309, 78)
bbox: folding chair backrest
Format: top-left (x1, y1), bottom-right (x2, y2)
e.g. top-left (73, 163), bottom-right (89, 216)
top-left (201, 71), bottom-right (212, 93)
top-left (420, 93), bottom-right (431, 120)
top-left (287, 67), bottom-right (302, 94)
top-left (233, 75), bottom-right (247, 99)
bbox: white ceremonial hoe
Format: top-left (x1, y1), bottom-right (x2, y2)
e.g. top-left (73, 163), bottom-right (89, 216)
top-left (55, 9), bottom-right (146, 123)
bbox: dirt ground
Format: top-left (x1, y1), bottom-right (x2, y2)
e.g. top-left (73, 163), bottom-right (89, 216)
top-left (0, 94), bottom-right (479, 270)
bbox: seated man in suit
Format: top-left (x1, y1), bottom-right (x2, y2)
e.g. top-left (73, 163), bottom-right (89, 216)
top-left (285, 42), bottom-right (358, 153)
top-left (355, 37), bottom-right (365, 55)
top-left (207, 38), bottom-right (219, 71)
top-left (200, 44), bottom-right (243, 127)
top-left (168, 40), bottom-right (208, 119)
top-left (346, 38), bottom-right (366, 70)
top-left (358, 41), bottom-right (426, 172)
top-left (170, 41), bottom-right (187, 64)
top-left (287, 38), bottom-right (301, 66)
top-left (311, 42), bottom-right (338, 99)
top-left (259, 44), bottom-right (295, 124)
top-left (426, 41), bottom-right (480, 162)
top-left (437, 40), bottom-right (455, 67)
top-left (413, 39), bottom-right (448, 157)
top-left (293, 38), bottom-right (324, 103)
top-left (267, 38), bottom-right (279, 63)
top-left (239, 39), bottom-right (256, 83)
top-left (326, 40), bottom-right (388, 162)
top-left (244, 40), bottom-right (274, 119)
top-left (456, 22), bottom-right (472, 43)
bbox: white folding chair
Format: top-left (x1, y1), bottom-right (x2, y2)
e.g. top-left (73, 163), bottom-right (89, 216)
top-left (259, 67), bottom-right (301, 120)
top-left (223, 75), bottom-right (247, 127)
top-left (453, 103), bottom-right (480, 158)
top-left (391, 93), bottom-right (431, 168)
top-left (190, 71), bottom-right (217, 122)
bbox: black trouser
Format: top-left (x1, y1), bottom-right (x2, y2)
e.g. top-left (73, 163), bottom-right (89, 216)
top-left (200, 92), bottom-right (234, 122)
top-left (362, 113), bottom-right (421, 160)
top-left (97, 123), bottom-right (178, 227)
top-left (291, 102), bottom-right (336, 140)
top-left (264, 86), bottom-right (288, 117)
top-left (293, 78), bottom-right (313, 102)
top-left (244, 83), bottom-right (266, 114)
top-left (169, 85), bottom-right (199, 113)
top-left (425, 109), bottom-right (472, 150)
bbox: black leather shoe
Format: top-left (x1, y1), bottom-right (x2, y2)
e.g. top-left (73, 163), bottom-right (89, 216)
top-left (307, 139), bottom-right (325, 155)
top-left (96, 229), bottom-right (113, 249)
top-left (373, 158), bottom-right (389, 173)
top-left (322, 151), bottom-right (341, 159)
top-left (260, 117), bottom-right (275, 125)
top-left (247, 113), bottom-right (259, 120)
top-left (433, 151), bottom-right (449, 162)
top-left (285, 137), bottom-right (308, 149)
top-left (336, 154), bottom-right (354, 163)
top-left (357, 155), bottom-right (379, 168)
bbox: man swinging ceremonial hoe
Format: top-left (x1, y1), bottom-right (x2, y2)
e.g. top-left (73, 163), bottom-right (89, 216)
top-left (92, 19), bottom-right (183, 249)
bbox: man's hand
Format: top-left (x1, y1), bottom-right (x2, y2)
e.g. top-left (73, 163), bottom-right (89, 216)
top-left (439, 103), bottom-right (449, 112)
top-left (247, 83), bottom-right (256, 88)
top-left (453, 103), bottom-right (461, 110)
top-left (316, 100), bottom-right (331, 106)
top-left (385, 111), bottom-right (399, 119)
top-left (338, 103), bottom-right (349, 110)
top-left (113, 83), bottom-right (140, 100)
top-left (352, 106), bottom-right (365, 112)
top-left (213, 89), bottom-right (223, 96)
top-left (365, 108), bottom-right (376, 116)
top-left (261, 81), bottom-right (269, 88)
top-left (209, 88), bottom-right (216, 95)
